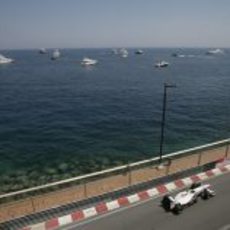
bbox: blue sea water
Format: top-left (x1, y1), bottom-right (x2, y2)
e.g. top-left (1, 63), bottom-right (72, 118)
top-left (0, 48), bottom-right (229, 189)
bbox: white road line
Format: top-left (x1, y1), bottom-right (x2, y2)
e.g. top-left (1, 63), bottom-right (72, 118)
top-left (106, 200), bottom-right (120, 211)
top-left (225, 164), bottom-right (230, 170)
top-left (127, 194), bottom-right (140, 204)
top-left (146, 188), bottom-right (159, 197)
top-left (181, 177), bottom-right (193, 186)
top-left (165, 182), bottom-right (177, 191)
top-left (212, 168), bottom-right (222, 176)
top-left (58, 214), bottom-right (73, 226)
top-left (197, 172), bottom-right (209, 180)
top-left (83, 207), bottom-right (97, 218)
top-left (30, 222), bottom-right (45, 230)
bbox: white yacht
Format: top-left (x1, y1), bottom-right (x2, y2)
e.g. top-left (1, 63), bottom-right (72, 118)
top-left (51, 49), bottom-right (60, 60)
top-left (81, 57), bottom-right (98, 66)
top-left (135, 49), bottom-right (144, 55)
top-left (111, 49), bottom-right (118, 55)
top-left (172, 53), bottom-right (195, 58)
top-left (119, 48), bottom-right (128, 58)
top-left (0, 54), bottom-right (14, 64)
top-left (39, 48), bottom-right (47, 54)
top-left (206, 48), bottom-right (224, 55)
top-left (155, 60), bottom-right (169, 68)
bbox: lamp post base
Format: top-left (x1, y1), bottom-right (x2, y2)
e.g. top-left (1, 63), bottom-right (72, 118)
top-left (157, 164), bottom-right (165, 170)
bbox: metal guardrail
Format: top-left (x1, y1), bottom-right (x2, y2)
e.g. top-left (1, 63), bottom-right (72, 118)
top-left (0, 138), bottom-right (229, 200)
top-left (0, 138), bottom-right (229, 224)
top-left (1, 160), bottom-right (219, 230)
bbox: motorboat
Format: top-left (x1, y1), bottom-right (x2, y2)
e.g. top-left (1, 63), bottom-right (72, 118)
top-left (155, 60), bottom-right (169, 68)
top-left (172, 53), bottom-right (180, 57)
top-left (111, 49), bottom-right (118, 55)
top-left (135, 49), bottom-right (144, 55)
top-left (206, 48), bottom-right (224, 55)
top-left (119, 48), bottom-right (128, 58)
top-left (81, 57), bottom-right (98, 66)
top-left (172, 53), bottom-right (194, 58)
top-left (39, 48), bottom-right (47, 54)
top-left (0, 54), bottom-right (14, 64)
top-left (51, 49), bottom-right (60, 60)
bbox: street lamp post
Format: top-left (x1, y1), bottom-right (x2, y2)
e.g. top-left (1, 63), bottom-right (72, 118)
top-left (159, 83), bottom-right (176, 163)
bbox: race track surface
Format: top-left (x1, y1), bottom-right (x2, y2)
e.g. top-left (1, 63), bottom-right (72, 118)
top-left (60, 173), bottom-right (230, 230)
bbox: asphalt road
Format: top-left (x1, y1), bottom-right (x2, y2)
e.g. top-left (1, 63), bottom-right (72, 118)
top-left (60, 173), bottom-right (230, 230)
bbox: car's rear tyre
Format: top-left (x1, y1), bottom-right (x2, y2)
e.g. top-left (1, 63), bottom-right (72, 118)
top-left (173, 204), bottom-right (183, 214)
top-left (161, 195), bottom-right (171, 211)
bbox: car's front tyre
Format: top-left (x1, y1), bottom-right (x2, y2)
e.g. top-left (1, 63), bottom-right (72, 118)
top-left (201, 189), bottom-right (210, 200)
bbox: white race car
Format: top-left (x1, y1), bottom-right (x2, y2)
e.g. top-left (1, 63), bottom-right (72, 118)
top-left (161, 182), bottom-right (215, 214)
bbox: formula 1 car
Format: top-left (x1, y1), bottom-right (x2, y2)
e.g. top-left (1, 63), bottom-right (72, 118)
top-left (161, 182), bottom-right (215, 214)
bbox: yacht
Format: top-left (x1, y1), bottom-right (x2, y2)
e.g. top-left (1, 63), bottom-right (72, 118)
top-left (119, 48), bottom-right (128, 58)
top-left (39, 48), bottom-right (47, 54)
top-left (172, 53), bottom-right (194, 58)
top-left (0, 54), bottom-right (14, 64)
top-left (51, 49), bottom-right (60, 60)
top-left (172, 53), bottom-right (179, 57)
top-left (206, 49), bottom-right (224, 55)
top-left (155, 61), bottom-right (169, 68)
top-left (111, 49), bottom-right (118, 55)
top-left (81, 57), bottom-right (98, 66)
top-left (135, 49), bottom-right (144, 55)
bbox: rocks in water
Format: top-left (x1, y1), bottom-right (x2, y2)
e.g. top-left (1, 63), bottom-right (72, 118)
top-left (0, 154), bottom-right (147, 194)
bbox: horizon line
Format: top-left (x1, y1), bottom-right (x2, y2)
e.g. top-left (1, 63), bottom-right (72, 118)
top-left (1, 46), bottom-right (229, 51)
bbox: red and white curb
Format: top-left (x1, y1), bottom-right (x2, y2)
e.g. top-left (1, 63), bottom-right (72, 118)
top-left (22, 164), bottom-right (230, 230)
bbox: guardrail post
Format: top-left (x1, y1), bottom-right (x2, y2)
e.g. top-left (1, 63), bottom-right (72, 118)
top-left (197, 151), bottom-right (202, 166)
top-left (128, 164), bottom-right (132, 186)
top-left (30, 197), bottom-right (36, 213)
top-left (83, 181), bottom-right (87, 198)
top-left (225, 144), bottom-right (229, 158)
top-left (166, 158), bottom-right (172, 175)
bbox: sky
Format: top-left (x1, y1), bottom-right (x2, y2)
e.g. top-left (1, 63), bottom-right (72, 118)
top-left (0, 0), bottom-right (230, 49)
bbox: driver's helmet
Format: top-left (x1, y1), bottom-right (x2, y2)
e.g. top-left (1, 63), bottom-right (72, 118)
top-left (190, 182), bottom-right (201, 189)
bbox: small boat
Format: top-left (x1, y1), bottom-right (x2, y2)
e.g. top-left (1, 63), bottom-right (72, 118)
top-left (172, 53), bottom-right (194, 58)
top-left (81, 57), bottom-right (98, 66)
top-left (172, 53), bottom-right (179, 57)
top-left (155, 61), bottom-right (169, 68)
top-left (206, 49), bottom-right (224, 55)
top-left (51, 49), bottom-right (60, 60)
top-left (111, 49), bottom-right (118, 55)
top-left (39, 48), bottom-right (47, 54)
top-left (0, 54), bottom-right (14, 64)
top-left (119, 48), bottom-right (128, 58)
top-left (135, 49), bottom-right (144, 55)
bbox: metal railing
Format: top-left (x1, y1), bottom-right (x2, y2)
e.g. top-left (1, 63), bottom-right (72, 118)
top-left (0, 138), bottom-right (229, 200)
top-left (0, 138), bottom-right (229, 223)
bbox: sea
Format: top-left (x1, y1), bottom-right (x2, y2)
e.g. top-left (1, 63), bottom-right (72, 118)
top-left (0, 48), bottom-right (229, 191)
